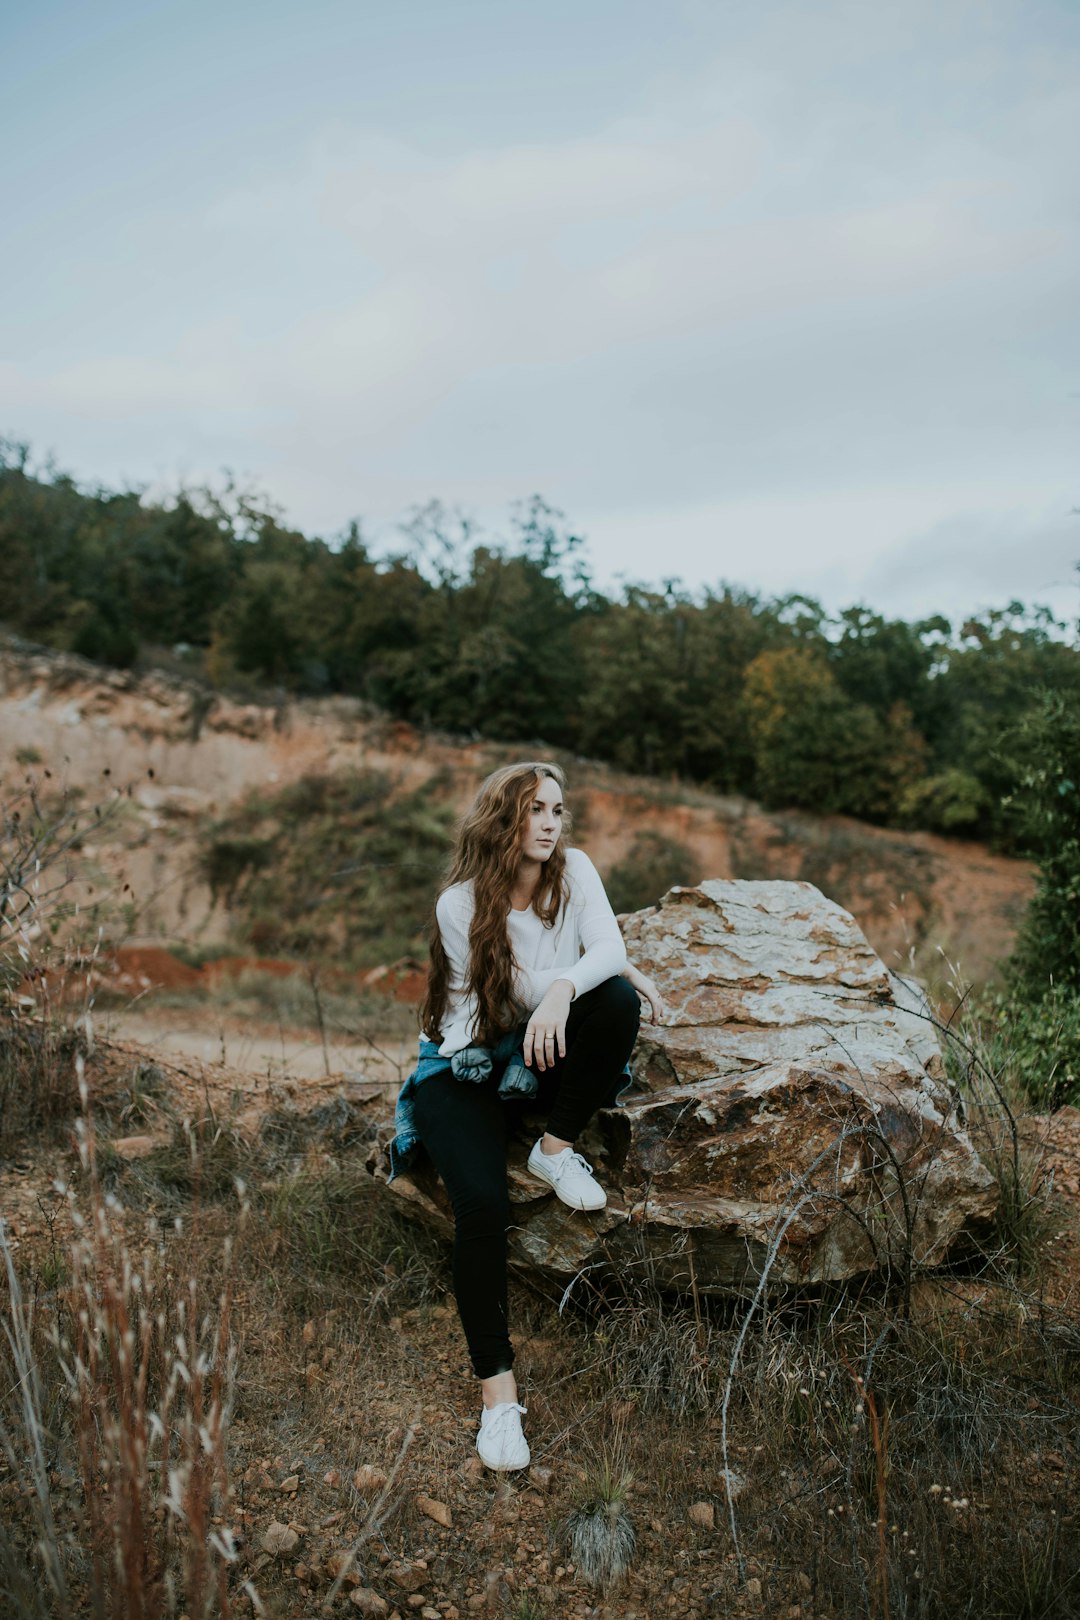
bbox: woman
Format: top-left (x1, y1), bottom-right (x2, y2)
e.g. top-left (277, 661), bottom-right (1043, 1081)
top-left (392, 760), bottom-right (663, 1472)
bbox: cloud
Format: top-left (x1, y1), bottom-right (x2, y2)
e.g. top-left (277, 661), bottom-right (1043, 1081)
top-left (3, 0), bottom-right (1078, 619)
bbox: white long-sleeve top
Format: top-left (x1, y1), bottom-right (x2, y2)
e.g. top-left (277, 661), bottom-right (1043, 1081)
top-left (426, 846), bottom-right (628, 1056)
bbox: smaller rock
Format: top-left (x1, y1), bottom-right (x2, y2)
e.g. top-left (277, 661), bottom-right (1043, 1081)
top-left (688, 1500), bottom-right (714, 1530)
top-left (406, 1598), bottom-right (427, 1612)
top-left (349, 1591), bottom-right (389, 1617)
top-left (463, 1455), bottom-right (485, 1485)
top-left (391, 1566), bottom-right (427, 1593)
top-left (280, 1474), bottom-right (299, 1493)
top-left (415, 1493), bottom-right (452, 1528)
top-left (324, 1468), bottom-right (342, 1487)
top-left (354, 1464), bottom-right (388, 1494)
top-left (261, 1520), bottom-right (299, 1557)
top-left (302, 1319), bottom-right (317, 1345)
top-left (746, 1576), bottom-right (762, 1599)
top-left (327, 1552), bottom-right (360, 1585)
top-left (111, 1134), bottom-right (163, 1160)
top-left (528, 1465), bottom-right (553, 1492)
top-left (348, 1587), bottom-right (386, 1613)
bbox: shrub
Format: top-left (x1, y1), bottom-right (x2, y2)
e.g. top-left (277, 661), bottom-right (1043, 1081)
top-left (604, 831), bottom-right (697, 915)
top-left (1, 779), bottom-right (115, 1148)
top-left (972, 983), bottom-right (1080, 1112)
top-left (199, 768), bottom-right (455, 965)
top-left (897, 768), bottom-right (988, 834)
top-left (0, 1082), bottom-right (252, 1619)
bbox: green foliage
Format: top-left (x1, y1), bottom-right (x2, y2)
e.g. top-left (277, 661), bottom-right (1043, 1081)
top-left (957, 688), bottom-right (1080, 1110)
top-left (604, 831), bottom-right (697, 914)
top-left (743, 646), bottom-right (925, 821)
top-left (999, 689), bottom-right (1080, 994)
top-left (978, 983), bottom-right (1080, 1112)
top-left (575, 584), bottom-right (784, 785)
top-left (199, 769), bottom-right (455, 964)
top-left (3, 440), bottom-right (1080, 848)
top-left (897, 768), bottom-right (988, 834)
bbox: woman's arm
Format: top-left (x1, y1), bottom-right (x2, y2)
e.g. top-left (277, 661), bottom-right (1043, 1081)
top-left (621, 959), bottom-right (666, 1023)
top-left (557, 849), bottom-right (628, 997)
top-left (431, 887), bottom-right (480, 1047)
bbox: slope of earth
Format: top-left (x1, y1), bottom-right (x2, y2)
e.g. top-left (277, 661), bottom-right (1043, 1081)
top-left (0, 635), bottom-right (1032, 987)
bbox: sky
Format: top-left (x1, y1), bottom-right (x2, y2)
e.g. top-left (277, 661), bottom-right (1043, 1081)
top-left (2, 0), bottom-right (1079, 625)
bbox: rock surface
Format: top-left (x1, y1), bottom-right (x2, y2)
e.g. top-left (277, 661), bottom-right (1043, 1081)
top-left (367, 880), bottom-right (998, 1291)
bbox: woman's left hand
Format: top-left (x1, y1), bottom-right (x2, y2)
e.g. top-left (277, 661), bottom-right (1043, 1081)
top-left (622, 962), bottom-right (666, 1023)
top-left (524, 980), bottom-right (574, 1071)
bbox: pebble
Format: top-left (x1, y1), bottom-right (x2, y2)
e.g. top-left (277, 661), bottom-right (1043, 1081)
top-left (261, 1520), bottom-right (299, 1557)
top-left (348, 1591), bottom-right (389, 1617)
top-left (391, 1566), bottom-right (428, 1593)
top-left (416, 1492), bottom-right (452, 1528)
top-left (688, 1501), bottom-right (714, 1530)
top-left (280, 1474), bottom-right (299, 1493)
top-left (354, 1464), bottom-right (389, 1493)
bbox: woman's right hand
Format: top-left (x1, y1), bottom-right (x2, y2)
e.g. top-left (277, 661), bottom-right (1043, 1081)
top-left (524, 979), bottom-right (575, 1070)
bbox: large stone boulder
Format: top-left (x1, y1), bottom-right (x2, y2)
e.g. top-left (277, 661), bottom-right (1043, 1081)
top-left (366, 880), bottom-right (998, 1293)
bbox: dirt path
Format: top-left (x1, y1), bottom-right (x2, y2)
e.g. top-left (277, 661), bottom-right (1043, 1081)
top-left (98, 1006), bottom-right (414, 1093)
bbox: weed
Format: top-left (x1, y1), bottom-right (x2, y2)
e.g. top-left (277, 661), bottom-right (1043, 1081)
top-left (136, 1111), bottom-right (250, 1203)
top-left (261, 1159), bottom-right (449, 1315)
top-left (510, 1596), bottom-right (550, 1620)
top-left (561, 1455), bottom-right (636, 1591)
top-left (197, 768), bottom-right (455, 965)
top-left (0, 1067), bottom-right (253, 1619)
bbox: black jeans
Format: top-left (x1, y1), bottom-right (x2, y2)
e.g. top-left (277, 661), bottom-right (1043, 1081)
top-left (412, 975), bottom-right (640, 1379)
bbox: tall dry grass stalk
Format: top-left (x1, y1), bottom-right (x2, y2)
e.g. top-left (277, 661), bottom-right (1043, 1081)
top-left (0, 1060), bottom-right (258, 1620)
top-left (1, 774), bottom-right (121, 1150)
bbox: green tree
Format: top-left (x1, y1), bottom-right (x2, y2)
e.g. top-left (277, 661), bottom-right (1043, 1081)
top-left (743, 646), bottom-right (924, 820)
top-left (1000, 689), bottom-right (1080, 992)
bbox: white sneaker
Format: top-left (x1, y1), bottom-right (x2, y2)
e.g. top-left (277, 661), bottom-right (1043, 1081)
top-left (526, 1139), bottom-right (608, 1211)
top-left (476, 1401), bottom-right (530, 1471)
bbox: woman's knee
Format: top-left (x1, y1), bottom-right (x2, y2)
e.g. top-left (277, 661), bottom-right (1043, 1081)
top-left (586, 974), bottom-right (642, 1032)
top-left (453, 1180), bottom-right (511, 1238)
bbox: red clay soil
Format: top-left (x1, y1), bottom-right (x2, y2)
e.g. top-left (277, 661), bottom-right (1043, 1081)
top-left (106, 947), bottom-right (430, 1003)
top-left (109, 946), bottom-right (204, 991)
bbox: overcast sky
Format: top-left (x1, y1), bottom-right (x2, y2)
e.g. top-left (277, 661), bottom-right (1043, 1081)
top-left (3, 0), bottom-right (1078, 624)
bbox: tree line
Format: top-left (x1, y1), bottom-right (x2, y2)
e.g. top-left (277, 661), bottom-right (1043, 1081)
top-left (2, 439), bottom-right (1078, 849)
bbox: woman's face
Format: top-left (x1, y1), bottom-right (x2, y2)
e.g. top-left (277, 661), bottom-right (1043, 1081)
top-left (518, 774), bottom-right (564, 864)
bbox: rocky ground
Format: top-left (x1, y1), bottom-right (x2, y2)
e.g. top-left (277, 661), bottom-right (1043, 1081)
top-left (3, 1022), bottom-right (1079, 1620)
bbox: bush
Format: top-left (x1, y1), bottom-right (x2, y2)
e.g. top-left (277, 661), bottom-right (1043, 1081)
top-left (1, 779), bottom-right (116, 1148)
top-left (897, 768), bottom-right (988, 834)
top-left (604, 832), bottom-right (697, 915)
top-left (199, 768), bottom-right (455, 965)
top-left (999, 688), bottom-right (1080, 995)
top-left (975, 983), bottom-right (1080, 1111)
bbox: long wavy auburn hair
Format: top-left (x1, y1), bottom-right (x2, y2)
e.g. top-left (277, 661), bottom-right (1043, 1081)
top-left (420, 761), bottom-right (573, 1045)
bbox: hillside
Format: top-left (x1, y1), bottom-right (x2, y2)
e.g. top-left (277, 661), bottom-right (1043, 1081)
top-left (0, 634), bottom-right (1032, 991)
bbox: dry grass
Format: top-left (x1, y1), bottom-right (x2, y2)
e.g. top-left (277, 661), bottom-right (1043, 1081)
top-left (3, 1091), bottom-right (1079, 1618)
top-left (0, 1071), bottom-right (252, 1620)
top-left (3, 825), bottom-right (1079, 1618)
